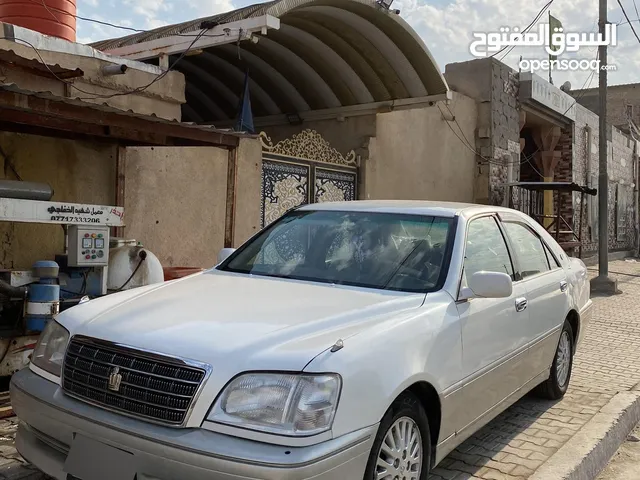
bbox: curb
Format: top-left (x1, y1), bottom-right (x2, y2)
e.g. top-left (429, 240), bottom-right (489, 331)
top-left (529, 391), bottom-right (640, 480)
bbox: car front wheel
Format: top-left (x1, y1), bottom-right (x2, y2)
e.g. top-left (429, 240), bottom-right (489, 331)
top-left (535, 319), bottom-right (574, 400)
top-left (363, 391), bottom-right (431, 480)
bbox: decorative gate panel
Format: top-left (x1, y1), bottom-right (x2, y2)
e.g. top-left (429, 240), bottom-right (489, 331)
top-left (261, 160), bottom-right (309, 228)
top-left (315, 168), bottom-right (357, 203)
top-left (260, 129), bottom-right (358, 228)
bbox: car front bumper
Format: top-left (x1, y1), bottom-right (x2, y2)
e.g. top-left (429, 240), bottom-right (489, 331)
top-left (11, 369), bottom-right (376, 480)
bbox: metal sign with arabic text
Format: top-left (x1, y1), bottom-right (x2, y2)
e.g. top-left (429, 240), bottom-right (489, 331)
top-left (0, 198), bottom-right (124, 226)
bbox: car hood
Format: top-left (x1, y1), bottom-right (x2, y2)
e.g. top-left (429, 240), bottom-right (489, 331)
top-left (58, 269), bottom-right (426, 372)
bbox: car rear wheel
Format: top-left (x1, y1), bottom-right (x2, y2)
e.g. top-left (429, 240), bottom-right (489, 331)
top-left (363, 391), bottom-right (431, 480)
top-left (534, 320), bottom-right (574, 400)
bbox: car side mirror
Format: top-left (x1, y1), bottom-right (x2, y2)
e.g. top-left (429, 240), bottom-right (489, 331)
top-left (459, 271), bottom-right (513, 300)
top-left (217, 248), bottom-right (236, 264)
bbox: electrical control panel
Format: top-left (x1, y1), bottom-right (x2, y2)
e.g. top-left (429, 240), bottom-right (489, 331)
top-left (68, 226), bottom-right (110, 267)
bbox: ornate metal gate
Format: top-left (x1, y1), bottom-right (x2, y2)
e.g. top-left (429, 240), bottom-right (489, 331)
top-left (260, 129), bottom-right (358, 227)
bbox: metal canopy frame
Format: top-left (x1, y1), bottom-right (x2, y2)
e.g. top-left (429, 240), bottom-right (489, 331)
top-left (92, 0), bottom-right (450, 124)
top-left (507, 182), bottom-right (598, 258)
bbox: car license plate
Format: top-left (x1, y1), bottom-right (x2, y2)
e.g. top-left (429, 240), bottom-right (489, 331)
top-left (64, 434), bottom-right (137, 480)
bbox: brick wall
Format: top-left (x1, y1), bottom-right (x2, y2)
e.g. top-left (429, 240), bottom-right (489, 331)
top-left (555, 127), bottom-right (574, 247)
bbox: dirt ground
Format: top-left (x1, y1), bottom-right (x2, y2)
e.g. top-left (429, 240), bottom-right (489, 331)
top-left (597, 424), bottom-right (640, 479)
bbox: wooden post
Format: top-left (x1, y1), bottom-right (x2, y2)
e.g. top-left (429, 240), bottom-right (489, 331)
top-left (224, 147), bottom-right (238, 248)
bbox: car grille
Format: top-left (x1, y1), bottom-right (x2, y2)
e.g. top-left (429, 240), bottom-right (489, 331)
top-left (62, 336), bottom-right (207, 426)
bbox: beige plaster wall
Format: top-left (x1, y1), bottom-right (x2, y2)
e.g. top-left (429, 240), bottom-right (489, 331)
top-left (366, 93), bottom-right (478, 202)
top-left (123, 146), bottom-right (229, 268)
top-left (233, 138), bottom-right (263, 246)
top-left (0, 132), bottom-right (116, 269)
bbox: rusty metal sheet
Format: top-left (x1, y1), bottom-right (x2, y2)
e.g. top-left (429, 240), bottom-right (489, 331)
top-left (0, 83), bottom-right (249, 148)
top-left (0, 49), bottom-right (84, 80)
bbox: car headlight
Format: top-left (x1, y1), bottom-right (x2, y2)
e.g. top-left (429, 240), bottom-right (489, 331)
top-left (31, 321), bottom-right (69, 377)
top-left (208, 373), bottom-right (341, 436)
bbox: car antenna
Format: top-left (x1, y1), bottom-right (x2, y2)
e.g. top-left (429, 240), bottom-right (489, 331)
top-left (330, 339), bottom-right (344, 353)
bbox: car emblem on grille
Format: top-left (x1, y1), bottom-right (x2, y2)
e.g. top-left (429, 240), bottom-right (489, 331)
top-left (108, 366), bottom-right (122, 392)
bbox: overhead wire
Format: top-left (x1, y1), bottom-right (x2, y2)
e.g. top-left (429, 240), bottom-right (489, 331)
top-left (438, 46), bottom-right (599, 181)
top-left (489, 0), bottom-right (555, 60)
top-left (29, 0), bottom-right (232, 38)
top-left (615, 0), bottom-right (640, 43)
top-left (5, 0), bottom-right (248, 101)
top-left (2, 29), bottom-right (211, 100)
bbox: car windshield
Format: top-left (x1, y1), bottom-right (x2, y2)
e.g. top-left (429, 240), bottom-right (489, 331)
top-left (219, 210), bottom-right (454, 293)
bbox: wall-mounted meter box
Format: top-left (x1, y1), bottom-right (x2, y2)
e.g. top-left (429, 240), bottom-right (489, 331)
top-left (68, 226), bottom-right (110, 267)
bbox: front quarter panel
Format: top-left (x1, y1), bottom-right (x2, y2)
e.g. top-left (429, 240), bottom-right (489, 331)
top-left (304, 290), bottom-right (461, 444)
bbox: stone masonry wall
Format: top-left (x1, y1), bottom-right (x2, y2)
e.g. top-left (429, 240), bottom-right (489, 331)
top-left (572, 103), bottom-right (638, 255)
top-left (444, 59), bottom-right (521, 205)
top-left (490, 61), bottom-right (521, 206)
top-left (446, 59), bottom-right (638, 257)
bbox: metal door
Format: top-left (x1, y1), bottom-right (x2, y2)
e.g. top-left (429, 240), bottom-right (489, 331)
top-left (260, 129), bottom-right (358, 228)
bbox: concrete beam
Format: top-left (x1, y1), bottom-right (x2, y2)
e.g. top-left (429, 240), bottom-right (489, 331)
top-left (104, 15), bottom-right (281, 61)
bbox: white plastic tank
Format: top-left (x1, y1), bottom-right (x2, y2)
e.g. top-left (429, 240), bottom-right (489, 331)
top-left (107, 239), bottom-right (164, 291)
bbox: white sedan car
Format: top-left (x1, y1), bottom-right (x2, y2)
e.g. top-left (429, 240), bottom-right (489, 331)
top-left (11, 201), bottom-right (592, 480)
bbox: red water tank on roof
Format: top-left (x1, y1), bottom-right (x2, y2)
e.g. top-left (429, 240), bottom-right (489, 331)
top-left (0, 0), bottom-right (76, 42)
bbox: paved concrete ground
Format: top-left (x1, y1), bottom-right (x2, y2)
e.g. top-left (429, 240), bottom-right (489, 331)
top-left (596, 424), bottom-right (640, 480)
top-left (1, 259), bottom-right (640, 480)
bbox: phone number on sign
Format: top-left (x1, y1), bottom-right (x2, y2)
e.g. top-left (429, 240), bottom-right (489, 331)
top-left (50, 216), bottom-right (101, 223)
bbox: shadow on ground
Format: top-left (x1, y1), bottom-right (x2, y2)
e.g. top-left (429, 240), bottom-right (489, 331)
top-left (429, 392), bottom-right (561, 479)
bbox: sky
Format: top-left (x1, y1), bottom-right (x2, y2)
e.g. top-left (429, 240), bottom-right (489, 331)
top-left (76, 0), bottom-right (640, 89)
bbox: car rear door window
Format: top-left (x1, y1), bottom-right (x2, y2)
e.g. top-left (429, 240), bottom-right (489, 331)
top-left (503, 222), bottom-right (550, 278)
top-left (543, 241), bottom-right (561, 268)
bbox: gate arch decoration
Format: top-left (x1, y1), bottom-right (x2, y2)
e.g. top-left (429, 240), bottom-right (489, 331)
top-left (260, 129), bottom-right (358, 228)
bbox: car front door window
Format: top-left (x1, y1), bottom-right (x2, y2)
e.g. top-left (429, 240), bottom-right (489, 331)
top-left (462, 216), bottom-right (514, 288)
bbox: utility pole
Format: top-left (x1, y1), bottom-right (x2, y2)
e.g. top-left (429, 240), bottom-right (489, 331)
top-left (591, 0), bottom-right (619, 294)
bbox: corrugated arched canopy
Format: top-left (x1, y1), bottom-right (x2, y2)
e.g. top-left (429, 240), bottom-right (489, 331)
top-left (92, 0), bottom-right (449, 123)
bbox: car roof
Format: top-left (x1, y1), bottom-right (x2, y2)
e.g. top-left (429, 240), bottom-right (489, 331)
top-left (297, 200), bottom-right (518, 218)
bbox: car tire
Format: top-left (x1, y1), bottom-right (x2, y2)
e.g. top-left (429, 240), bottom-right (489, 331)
top-left (363, 391), bottom-right (431, 480)
top-left (534, 320), bottom-right (575, 400)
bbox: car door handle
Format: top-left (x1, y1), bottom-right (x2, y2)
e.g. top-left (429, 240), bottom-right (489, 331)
top-left (515, 298), bottom-right (528, 312)
top-left (560, 281), bottom-right (568, 292)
